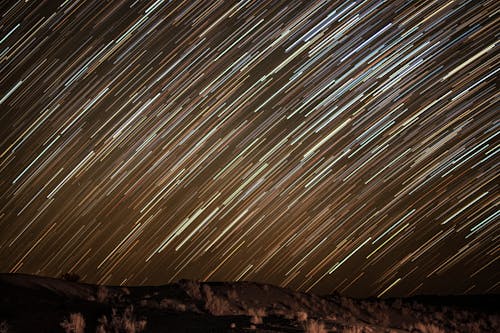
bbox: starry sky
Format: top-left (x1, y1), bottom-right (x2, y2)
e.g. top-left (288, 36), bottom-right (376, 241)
top-left (0, 0), bottom-right (498, 298)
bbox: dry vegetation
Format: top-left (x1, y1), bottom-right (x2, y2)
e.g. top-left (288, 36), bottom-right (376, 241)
top-left (96, 306), bottom-right (146, 333)
top-left (248, 308), bottom-right (266, 325)
top-left (1, 275), bottom-right (497, 332)
top-left (305, 319), bottom-right (327, 333)
top-left (60, 313), bottom-right (85, 333)
top-left (97, 285), bottom-right (109, 303)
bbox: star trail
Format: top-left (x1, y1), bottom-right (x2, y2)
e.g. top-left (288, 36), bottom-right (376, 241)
top-left (0, 0), bottom-right (498, 297)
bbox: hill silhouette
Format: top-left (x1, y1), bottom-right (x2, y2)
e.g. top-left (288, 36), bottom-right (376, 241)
top-left (0, 273), bottom-right (498, 332)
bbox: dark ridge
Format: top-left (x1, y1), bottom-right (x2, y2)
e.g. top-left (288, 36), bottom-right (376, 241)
top-left (0, 273), bottom-right (498, 333)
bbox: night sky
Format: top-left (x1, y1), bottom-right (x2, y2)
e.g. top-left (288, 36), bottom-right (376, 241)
top-left (0, 0), bottom-right (498, 298)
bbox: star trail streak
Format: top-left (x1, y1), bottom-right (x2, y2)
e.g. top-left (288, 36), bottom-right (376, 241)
top-left (0, 0), bottom-right (498, 297)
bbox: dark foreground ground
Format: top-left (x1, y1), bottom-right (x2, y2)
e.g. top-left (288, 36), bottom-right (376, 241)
top-left (0, 273), bottom-right (498, 332)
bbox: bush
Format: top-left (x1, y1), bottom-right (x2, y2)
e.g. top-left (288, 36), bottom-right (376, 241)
top-left (60, 313), bottom-right (85, 333)
top-left (96, 306), bottom-right (147, 333)
top-left (248, 308), bottom-right (266, 325)
top-left (296, 311), bottom-right (308, 322)
top-left (411, 322), bottom-right (445, 333)
top-left (464, 322), bottom-right (482, 333)
top-left (342, 326), bottom-right (366, 333)
top-left (97, 286), bottom-right (109, 303)
top-left (305, 319), bottom-right (327, 333)
top-left (160, 298), bottom-right (187, 312)
top-left (227, 288), bottom-right (239, 301)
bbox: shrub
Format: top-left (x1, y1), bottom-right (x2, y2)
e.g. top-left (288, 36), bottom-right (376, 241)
top-left (60, 313), bottom-right (85, 333)
top-left (305, 319), bottom-right (327, 333)
top-left (342, 325), bottom-right (368, 333)
top-left (376, 310), bottom-right (390, 327)
top-left (160, 298), bottom-right (187, 312)
top-left (227, 288), bottom-right (239, 301)
top-left (248, 308), bottom-right (266, 325)
top-left (97, 286), bottom-right (109, 303)
top-left (412, 322), bottom-right (445, 333)
top-left (297, 311), bottom-right (308, 322)
top-left (97, 306), bottom-right (146, 333)
top-left (464, 322), bottom-right (482, 333)
top-left (95, 319), bottom-right (106, 333)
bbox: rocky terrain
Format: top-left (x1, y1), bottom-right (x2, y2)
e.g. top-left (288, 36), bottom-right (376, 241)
top-left (0, 273), bottom-right (497, 332)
